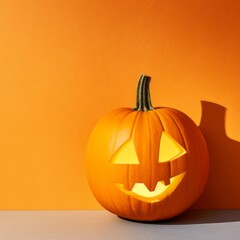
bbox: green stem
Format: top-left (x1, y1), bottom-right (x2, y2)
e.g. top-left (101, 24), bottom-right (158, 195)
top-left (133, 74), bottom-right (154, 111)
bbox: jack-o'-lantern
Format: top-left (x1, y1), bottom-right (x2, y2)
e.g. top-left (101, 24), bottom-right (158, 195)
top-left (85, 75), bottom-right (209, 221)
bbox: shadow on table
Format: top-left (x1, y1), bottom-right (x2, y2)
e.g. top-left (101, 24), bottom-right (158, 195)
top-left (118, 210), bottom-right (240, 225)
top-left (148, 210), bottom-right (240, 225)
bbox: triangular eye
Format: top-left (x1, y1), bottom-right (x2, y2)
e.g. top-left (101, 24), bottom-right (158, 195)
top-left (159, 132), bottom-right (187, 163)
top-left (111, 139), bottom-right (140, 164)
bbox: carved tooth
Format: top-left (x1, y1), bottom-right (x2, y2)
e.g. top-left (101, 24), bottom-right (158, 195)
top-left (170, 175), bottom-right (177, 184)
top-left (131, 182), bottom-right (168, 197)
top-left (128, 182), bottom-right (135, 191)
top-left (129, 181), bottom-right (172, 197)
top-left (132, 183), bottom-right (149, 195)
top-left (157, 182), bottom-right (168, 192)
top-left (163, 179), bottom-right (170, 186)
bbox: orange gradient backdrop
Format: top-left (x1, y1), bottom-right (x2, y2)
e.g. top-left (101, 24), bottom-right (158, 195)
top-left (0, 0), bottom-right (240, 209)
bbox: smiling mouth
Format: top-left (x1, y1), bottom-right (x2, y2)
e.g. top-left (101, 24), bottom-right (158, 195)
top-left (115, 172), bottom-right (186, 203)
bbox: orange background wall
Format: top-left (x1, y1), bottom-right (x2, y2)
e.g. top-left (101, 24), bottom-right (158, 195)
top-left (0, 0), bottom-right (240, 209)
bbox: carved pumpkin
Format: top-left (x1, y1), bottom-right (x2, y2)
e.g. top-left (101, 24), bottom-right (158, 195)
top-left (85, 75), bottom-right (209, 221)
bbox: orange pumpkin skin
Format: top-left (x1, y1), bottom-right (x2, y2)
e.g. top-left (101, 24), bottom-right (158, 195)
top-left (85, 75), bottom-right (209, 221)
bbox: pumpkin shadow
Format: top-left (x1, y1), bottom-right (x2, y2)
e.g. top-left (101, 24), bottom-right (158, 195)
top-left (118, 210), bottom-right (240, 225)
top-left (155, 210), bottom-right (240, 225)
top-left (193, 101), bottom-right (240, 210)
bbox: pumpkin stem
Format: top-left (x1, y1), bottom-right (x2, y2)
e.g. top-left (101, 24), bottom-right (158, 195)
top-left (134, 74), bottom-right (154, 111)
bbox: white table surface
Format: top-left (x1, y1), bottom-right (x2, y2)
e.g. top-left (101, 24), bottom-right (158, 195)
top-left (0, 210), bottom-right (239, 240)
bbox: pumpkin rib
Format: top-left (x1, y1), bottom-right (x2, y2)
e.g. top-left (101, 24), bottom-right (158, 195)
top-left (157, 109), bottom-right (187, 150)
top-left (163, 110), bottom-right (189, 149)
top-left (134, 111), bottom-right (160, 217)
top-left (154, 109), bottom-right (187, 173)
top-left (146, 113), bottom-right (152, 192)
top-left (150, 110), bottom-right (173, 219)
top-left (167, 109), bottom-right (208, 209)
top-left (133, 110), bottom-right (148, 218)
top-left (127, 110), bottom-right (141, 218)
top-left (153, 109), bottom-right (189, 218)
top-left (146, 113), bottom-right (153, 215)
top-left (159, 109), bottom-right (188, 166)
top-left (107, 109), bottom-right (134, 216)
top-left (167, 109), bottom-right (209, 196)
top-left (168, 108), bottom-right (208, 171)
top-left (110, 110), bottom-right (141, 218)
top-left (161, 109), bottom-right (191, 217)
top-left (150, 110), bottom-right (170, 219)
top-left (109, 109), bottom-right (134, 154)
top-left (120, 110), bottom-right (141, 218)
top-left (152, 109), bottom-right (165, 132)
top-left (167, 108), bottom-right (207, 150)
